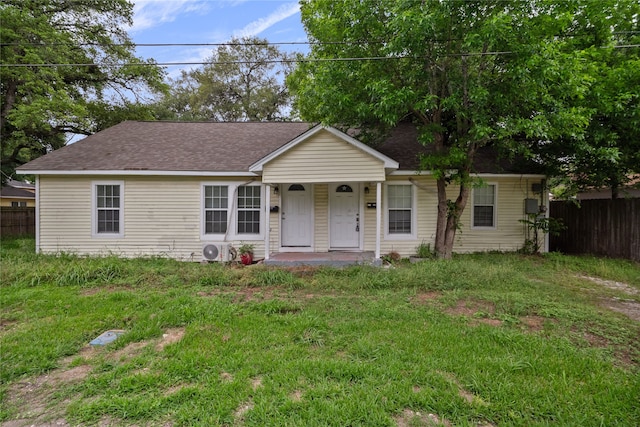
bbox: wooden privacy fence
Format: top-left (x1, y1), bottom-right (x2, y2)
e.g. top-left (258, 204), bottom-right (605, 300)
top-left (1, 207), bottom-right (36, 237)
top-left (550, 199), bottom-right (640, 262)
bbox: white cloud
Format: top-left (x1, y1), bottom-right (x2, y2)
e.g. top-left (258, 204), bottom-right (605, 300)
top-left (130, 0), bottom-right (211, 33)
top-left (233, 2), bottom-right (300, 38)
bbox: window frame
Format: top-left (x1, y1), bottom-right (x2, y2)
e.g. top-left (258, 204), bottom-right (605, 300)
top-left (201, 182), bottom-right (265, 240)
top-left (91, 180), bottom-right (124, 238)
top-left (11, 201), bottom-right (27, 207)
top-left (236, 185), bottom-right (262, 235)
top-left (384, 183), bottom-right (417, 240)
top-left (471, 183), bottom-right (498, 229)
top-left (203, 184), bottom-right (229, 236)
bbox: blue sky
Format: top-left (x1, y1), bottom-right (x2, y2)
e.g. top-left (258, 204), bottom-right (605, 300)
top-left (128, 0), bottom-right (308, 78)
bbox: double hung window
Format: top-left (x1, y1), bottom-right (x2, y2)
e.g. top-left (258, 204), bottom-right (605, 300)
top-left (473, 185), bottom-right (496, 228)
top-left (93, 182), bottom-right (123, 237)
top-left (386, 184), bottom-right (415, 238)
top-left (202, 184), bottom-right (262, 237)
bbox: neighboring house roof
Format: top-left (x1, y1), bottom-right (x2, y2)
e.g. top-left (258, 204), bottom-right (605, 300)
top-left (5, 179), bottom-right (35, 190)
top-left (0, 187), bottom-right (35, 199)
top-left (17, 120), bottom-right (542, 176)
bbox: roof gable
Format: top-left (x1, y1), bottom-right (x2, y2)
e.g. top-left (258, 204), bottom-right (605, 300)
top-left (249, 125), bottom-right (398, 173)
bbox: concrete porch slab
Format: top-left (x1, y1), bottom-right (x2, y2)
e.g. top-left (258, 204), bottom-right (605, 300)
top-left (264, 251), bottom-right (378, 267)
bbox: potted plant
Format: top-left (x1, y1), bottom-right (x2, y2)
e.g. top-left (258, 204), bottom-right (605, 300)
top-left (238, 243), bottom-right (255, 265)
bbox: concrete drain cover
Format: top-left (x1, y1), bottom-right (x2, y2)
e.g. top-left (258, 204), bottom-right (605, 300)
top-left (90, 329), bottom-right (126, 346)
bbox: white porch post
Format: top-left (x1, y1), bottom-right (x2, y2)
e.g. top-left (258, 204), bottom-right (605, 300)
top-left (264, 183), bottom-right (271, 260)
top-left (375, 181), bottom-right (382, 260)
top-left (35, 175), bottom-right (40, 253)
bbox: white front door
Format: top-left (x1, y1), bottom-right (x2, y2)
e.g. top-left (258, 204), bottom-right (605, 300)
top-left (330, 184), bottom-right (360, 248)
top-left (281, 184), bottom-right (312, 247)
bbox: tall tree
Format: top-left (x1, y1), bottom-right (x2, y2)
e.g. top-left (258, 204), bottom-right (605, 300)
top-left (158, 37), bottom-right (295, 122)
top-left (290, 0), bottom-right (637, 257)
top-left (539, 24), bottom-right (640, 199)
top-left (1, 0), bottom-right (167, 183)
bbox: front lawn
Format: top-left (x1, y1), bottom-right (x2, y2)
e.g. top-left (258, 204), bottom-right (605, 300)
top-left (1, 238), bottom-right (639, 426)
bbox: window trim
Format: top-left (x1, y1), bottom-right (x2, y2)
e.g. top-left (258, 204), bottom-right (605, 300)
top-left (91, 180), bottom-right (124, 238)
top-left (384, 183), bottom-right (417, 240)
top-left (200, 182), bottom-right (265, 240)
top-left (236, 185), bottom-right (262, 235)
top-left (471, 183), bottom-right (498, 229)
top-left (203, 184), bottom-right (230, 236)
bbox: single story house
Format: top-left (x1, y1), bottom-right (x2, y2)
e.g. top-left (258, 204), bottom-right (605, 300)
top-left (17, 121), bottom-right (548, 263)
top-left (0, 181), bottom-right (36, 207)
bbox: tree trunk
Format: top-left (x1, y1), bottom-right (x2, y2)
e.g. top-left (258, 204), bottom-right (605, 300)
top-left (443, 183), bottom-right (471, 259)
top-left (611, 183), bottom-right (619, 200)
top-left (435, 177), bottom-right (448, 258)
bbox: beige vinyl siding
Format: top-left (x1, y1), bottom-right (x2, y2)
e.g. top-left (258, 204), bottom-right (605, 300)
top-left (376, 176), bottom-right (438, 256)
top-left (38, 175), bottom-right (267, 260)
top-left (1, 197), bottom-right (35, 207)
top-left (373, 175), bottom-right (540, 257)
top-left (454, 178), bottom-right (534, 253)
top-left (268, 186), bottom-right (280, 255)
top-left (313, 184), bottom-right (329, 251)
top-left (362, 184), bottom-right (378, 252)
top-left (262, 130), bottom-right (385, 183)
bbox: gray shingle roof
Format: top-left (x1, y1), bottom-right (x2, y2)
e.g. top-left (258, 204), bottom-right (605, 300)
top-left (375, 122), bottom-right (544, 174)
top-left (17, 120), bottom-right (541, 175)
top-left (0, 187), bottom-right (35, 199)
top-left (18, 121), bottom-right (314, 172)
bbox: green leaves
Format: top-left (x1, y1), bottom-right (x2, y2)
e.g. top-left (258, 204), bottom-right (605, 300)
top-left (157, 37), bottom-right (294, 122)
top-left (1, 0), bottom-right (167, 183)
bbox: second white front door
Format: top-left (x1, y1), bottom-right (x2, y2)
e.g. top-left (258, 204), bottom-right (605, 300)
top-left (330, 183), bottom-right (360, 249)
top-left (281, 184), bottom-right (312, 247)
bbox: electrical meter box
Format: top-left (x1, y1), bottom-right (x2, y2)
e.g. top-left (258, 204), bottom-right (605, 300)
top-left (525, 198), bottom-right (539, 214)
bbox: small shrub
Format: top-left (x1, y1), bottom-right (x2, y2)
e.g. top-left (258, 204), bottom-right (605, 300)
top-left (415, 241), bottom-right (435, 259)
top-left (382, 251), bottom-right (401, 264)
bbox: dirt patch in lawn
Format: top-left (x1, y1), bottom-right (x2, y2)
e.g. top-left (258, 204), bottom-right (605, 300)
top-left (233, 400), bottom-right (254, 424)
top-left (289, 390), bottom-right (303, 402)
top-left (577, 275), bottom-right (640, 322)
top-left (445, 299), bottom-right (495, 317)
top-left (395, 409), bottom-right (452, 427)
top-left (3, 360), bottom-right (91, 426)
top-left (414, 291), bottom-right (443, 304)
top-left (197, 286), bottom-right (281, 303)
top-left (2, 327), bottom-right (188, 427)
top-left (444, 299), bottom-right (502, 327)
top-left (111, 340), bottom-right (148, 361)
top-left (155, 327), bottom-right (185, 351)
top-left (251, 376), bottom-right (263, 390)
top-left (603, 299), bottom-right (640, 322)
top-left (519, 315), bottom-right (555, 332)
top-left (437, 370), bottom-right (490, 408)
top-left (577, 275), bottom-right (638, 295)
top-left (80, 284), bottom-right (135, 296)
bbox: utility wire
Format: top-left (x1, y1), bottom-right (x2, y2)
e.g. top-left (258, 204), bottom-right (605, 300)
top-left (2, 44), bottom-right (638, 68)
top-left (2, 31), bottom-right (637, 48)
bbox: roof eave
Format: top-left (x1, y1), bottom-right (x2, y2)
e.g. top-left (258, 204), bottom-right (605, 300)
top-left (16, 170), bottom-right (258, 177)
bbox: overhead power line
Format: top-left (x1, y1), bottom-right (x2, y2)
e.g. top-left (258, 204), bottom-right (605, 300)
top-left (1, 44), bottom-right (638, 68)
top-left (1, 30), bottom-right (637, 48)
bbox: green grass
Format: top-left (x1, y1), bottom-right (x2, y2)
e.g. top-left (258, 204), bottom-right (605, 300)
top-left (1, 237), bottom-right (639, 426)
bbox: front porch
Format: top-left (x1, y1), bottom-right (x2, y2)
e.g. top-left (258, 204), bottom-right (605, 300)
top-left (264, 251), bottom-right (378, 267)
